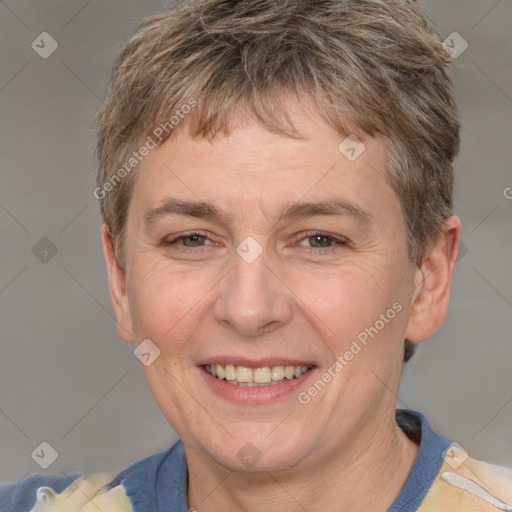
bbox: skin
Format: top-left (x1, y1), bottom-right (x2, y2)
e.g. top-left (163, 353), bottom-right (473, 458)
top-left (102, 98), bottom-right (461, 511)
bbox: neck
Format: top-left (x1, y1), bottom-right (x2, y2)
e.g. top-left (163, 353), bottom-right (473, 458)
top-left (186, 413), bottom-right (419, 512)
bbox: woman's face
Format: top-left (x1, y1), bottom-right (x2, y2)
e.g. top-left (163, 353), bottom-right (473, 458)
top-left (109, 100), bottom-right (423, 473)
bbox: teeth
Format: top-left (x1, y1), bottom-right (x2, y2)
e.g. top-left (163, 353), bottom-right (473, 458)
top-left (284, 366), bottom-right (295, 380)
top-left (225, 364), bottom-right (237, 381)
top-left (272, 366), bottom-right (285, 381)
top-left (236, 366), bottom-right (253, 383)
top-left (205, 364), bottom-right (312, 385)
top-left (254, 367), bottom-right (272, 383)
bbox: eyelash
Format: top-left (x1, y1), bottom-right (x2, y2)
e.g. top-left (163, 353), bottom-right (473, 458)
top-left (165, 231), bottom-right (348, 253)
top-left (297, 232), bottom-right (348, 252)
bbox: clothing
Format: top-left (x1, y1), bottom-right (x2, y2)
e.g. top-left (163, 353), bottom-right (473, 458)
top-left (1, 410), bottom-right (511, 511)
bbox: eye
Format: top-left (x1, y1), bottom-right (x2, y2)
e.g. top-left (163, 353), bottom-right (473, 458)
top-left (165, 232), bottom-right (213, 247)
top-left (163, 231), bottom-right (348, 253)
top-left (297, 232), bottom-right (348, 251)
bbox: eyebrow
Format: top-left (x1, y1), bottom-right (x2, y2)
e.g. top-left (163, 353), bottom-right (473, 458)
top-left (278, 198), bottom-right (371, 224)
top-left (143, 197), bottom-right (372, 227)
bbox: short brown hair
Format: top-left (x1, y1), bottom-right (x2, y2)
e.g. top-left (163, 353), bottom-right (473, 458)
top-left (96, 0), bottom-right (461, 362)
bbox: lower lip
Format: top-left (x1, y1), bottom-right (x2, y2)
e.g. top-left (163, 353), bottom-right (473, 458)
top-left (199, 367), bottom-right (317, 404)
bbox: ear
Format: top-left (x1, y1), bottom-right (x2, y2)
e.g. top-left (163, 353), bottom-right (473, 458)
top-left (101, 224), bottom-right (134, 343)
top-left (404, 216), bottom-right (462, 343)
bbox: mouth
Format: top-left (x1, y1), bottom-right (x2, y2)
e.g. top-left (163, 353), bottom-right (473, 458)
top-left (203, 363), bottom-right (314, 386)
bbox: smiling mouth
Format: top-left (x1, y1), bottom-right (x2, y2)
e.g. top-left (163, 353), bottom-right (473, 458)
top-left (204, 364), bottom-right (314, 386)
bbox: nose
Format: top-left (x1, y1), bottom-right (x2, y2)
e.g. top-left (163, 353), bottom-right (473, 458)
top-left (213, 244), bottom-right (293, 337)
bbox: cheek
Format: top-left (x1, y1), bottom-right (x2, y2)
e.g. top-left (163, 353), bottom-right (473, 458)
top-left (292, 262), bottom-right (408, 354)
top-left (126, 258), bottom-right (215, 343)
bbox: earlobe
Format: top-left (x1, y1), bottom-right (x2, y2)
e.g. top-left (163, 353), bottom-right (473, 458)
top-left (101, 224), bottom-right (134, 343)
top-left (404, 216), bottom-right (462, 343)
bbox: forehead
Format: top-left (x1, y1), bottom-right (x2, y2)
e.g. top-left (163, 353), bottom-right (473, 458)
top-left (128, 102), bottom-right (400, 230)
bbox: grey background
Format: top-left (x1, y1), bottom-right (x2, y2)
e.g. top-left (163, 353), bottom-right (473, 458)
top-left (0, 0), bottom-right (511, 483)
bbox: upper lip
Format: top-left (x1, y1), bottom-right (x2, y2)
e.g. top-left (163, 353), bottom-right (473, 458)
top-left (197, 356), bottom-right (316, 368)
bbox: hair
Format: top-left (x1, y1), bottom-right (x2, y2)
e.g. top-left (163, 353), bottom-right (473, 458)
top-left (95, 0), bottom-right (461, 362)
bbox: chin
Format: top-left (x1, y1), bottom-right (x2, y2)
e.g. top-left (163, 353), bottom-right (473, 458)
top-left (202, 429), bottom-right (313, 474)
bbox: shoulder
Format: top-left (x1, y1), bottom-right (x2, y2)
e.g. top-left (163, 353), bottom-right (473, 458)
top-left (0, 473), bottom-right (80, 511)
top-left (0, 443), bottom-right (181, 512)
top-left (420, 443), bottom-right (512, 511)
top-left (393, 410), bottom-right (512, 512)
top-left (0, 472), bottom-right (133, 512)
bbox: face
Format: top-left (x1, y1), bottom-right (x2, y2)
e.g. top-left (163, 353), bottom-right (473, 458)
top-left (105, 100), bottom-right (447, 474)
